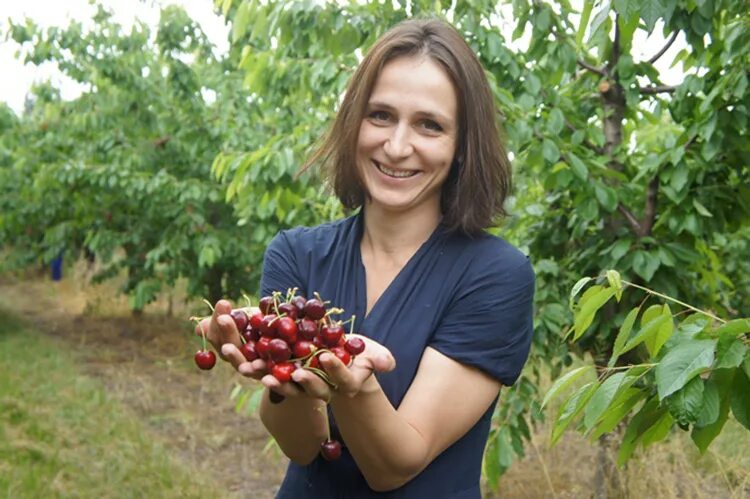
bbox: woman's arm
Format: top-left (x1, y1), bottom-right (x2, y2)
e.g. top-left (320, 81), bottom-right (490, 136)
top-left (323, 346), bottom-right (501, 491)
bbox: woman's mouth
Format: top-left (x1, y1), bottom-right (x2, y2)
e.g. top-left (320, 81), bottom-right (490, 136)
top-left (374, 161), bottom-right (418, 178)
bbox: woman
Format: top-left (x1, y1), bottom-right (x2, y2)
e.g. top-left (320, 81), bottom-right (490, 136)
top-left (200, 18), bottom-right (535, 498)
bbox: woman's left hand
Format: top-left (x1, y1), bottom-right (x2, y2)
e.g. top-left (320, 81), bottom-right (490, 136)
top-left (259, 334), bottom-right (396, 402)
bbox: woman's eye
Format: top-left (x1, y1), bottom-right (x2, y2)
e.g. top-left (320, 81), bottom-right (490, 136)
top-left (421, 120), bottom-right (443, 132)
top-left (368, 110), bottom-right (390, 122)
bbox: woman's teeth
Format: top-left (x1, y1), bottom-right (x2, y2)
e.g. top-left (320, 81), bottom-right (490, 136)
top-left (375, 162), bottom-right (417, 178)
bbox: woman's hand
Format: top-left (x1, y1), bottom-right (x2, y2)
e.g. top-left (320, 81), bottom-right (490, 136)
top-left (194, 300), bottom-right (269, 381)
top-left (276, 335), bottom-right (396, 401)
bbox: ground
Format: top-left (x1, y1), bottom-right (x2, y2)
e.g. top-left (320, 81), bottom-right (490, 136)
top-left (1, 265), bottom-right (747, 498)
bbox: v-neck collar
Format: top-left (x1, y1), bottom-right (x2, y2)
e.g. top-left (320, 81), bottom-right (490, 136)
top-left (353, 209), bottom-right (446, 325)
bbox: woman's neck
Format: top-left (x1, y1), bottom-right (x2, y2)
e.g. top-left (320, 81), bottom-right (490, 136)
top-left (360, 202), bottom-right (442, 259)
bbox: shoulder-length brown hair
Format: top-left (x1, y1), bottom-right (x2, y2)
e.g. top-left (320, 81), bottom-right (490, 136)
top-left (306, 18), bottom-right (511, 235)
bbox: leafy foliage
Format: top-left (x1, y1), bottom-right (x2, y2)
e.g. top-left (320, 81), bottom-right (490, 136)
top-left (548, 270), bottom-right (750, 464)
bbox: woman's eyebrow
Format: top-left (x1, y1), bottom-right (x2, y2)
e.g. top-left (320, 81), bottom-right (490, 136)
top-left (367, 100), bottom-right (453, 124)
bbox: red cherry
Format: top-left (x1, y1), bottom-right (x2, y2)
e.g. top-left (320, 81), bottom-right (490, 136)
top-left (259, 314), bottom-right (279, 337)
top-left (276, 316), bottom-right (298, 344)
top-left (249, 310), bottom-right (264, 330)
top-left (308, 355), bottom-right (321, 369)
top-left (230, 309), bottom-right (248, 332)
top-left (321, 324), bottom-right (344, 347)
top-left (312, 335), bottom-right (325, 349)
top-left (298, 318), bottom-right (319, 341)
top-left (259, 296), bottom-right (274, 315)
top-left (293, 340), bottom-right (315, 359)
top-left (268, 338), bottom-right (292, 363)
top-left (272, 362), bottom-right (295, 383)
top-left (242, 327), bottom-right (260, 343)
top-left (344, 337), bottom-right (365, 356)
top-left (240, 341), bottom-right (258, 361)
top-left (303, 298), bottom-right (326, 320)
top-left (330, 346), bottom-right (351, 366)
top-left (194, 350), bottom-right (216, 370)
top-left (320, 439), bottom-right (342, 461)
top-left (277, 302), bottom-right (298, 320)
top-left (256, 336), bottom-right (272, 359)
top-left (291, 295), bottom-right (307, 317)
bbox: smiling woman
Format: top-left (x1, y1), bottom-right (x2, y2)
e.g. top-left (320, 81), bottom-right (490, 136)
top-left (197, 17), bottom-right (535, 498)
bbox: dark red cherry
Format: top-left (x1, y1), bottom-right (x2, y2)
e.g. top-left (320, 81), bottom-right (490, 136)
top-left (298, 318), bottom-right (318, 341)
top-left (230, 309), bottom-right (248, 332)
top-left (240, 341), bottom-right (259, 361)
top-left (276, 316), bottom-right (298, 344)
top-left (321, 324), bottom-right (344, 347)
top-left (344, 337), bottom-right (365, 356)
top-left (268, 338), bottom-right (292, 363)
top-left (303, 298), bottom-right (326, 321)
top-left (259, 296), bottom-right (274, 315)
top-left (195, 350), bottom-right (216, 370)
top-left (277, 302), bottom-right (298, 320)
top-left (320, 439), bottom-right (342, 461)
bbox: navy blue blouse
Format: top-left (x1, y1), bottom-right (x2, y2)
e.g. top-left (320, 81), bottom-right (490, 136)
top-left (261, 211), bottom-right (535, 498)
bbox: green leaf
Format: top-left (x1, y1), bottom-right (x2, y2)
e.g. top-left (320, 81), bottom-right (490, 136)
top-left (715, 339), bottom-right (747, 369)
top-left (691, 369), bottom-right (734, 453)
top-left (620, 314), bottom-right (670, 357)
top-left (618, 396), bottom-right (659, 465)
top-left (569, 277), bottom-right (593, 309)
top-left (577, 1), bottom-right (594, 47)
top-left (644, 304), bottom-right (673, 358)
top-left (542, 139), bottom-right (561, 163)
top-left (641, 0), bottom-right (665, 32)
top-left (665, 376), bottom-right (705, 426)
top-left (542, 365), bottom-right (595, 408)
top-left (605, 270), bottom-right (623, 301)
top-left (655, 339), bottom-right (716, 400)
top-left (567, 152), bottom-right (589, 180)
top-left (547, 108), bottom-right (565, 135)
top-left (594, 181), bottom-right (618, 212)
top-left (695, 379), bottom-right (720, 427)
top-left (692, 198), bottom-right (713, 217)
top-left (584, 372), bottom-right (638, 429)
top-left (640, 409), bottom-right (674, 448)
top-left (573, 287), bottom-right (616, 341)
top-left (714, 319), bottom-right (750, 338)
top-left (551, 382), bottom-right (599, 445)
top-left (632, 250), bottom-right (660, 281)
top-left (590, 388), bottom-right (647, 439)
top-left (609, 307), bottom-right (640, 367)
top-left (730, 368), bottom-right (750, 431)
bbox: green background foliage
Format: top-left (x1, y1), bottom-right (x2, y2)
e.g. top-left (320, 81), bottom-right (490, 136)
top-left (1, 0), bottom-right (748, 489)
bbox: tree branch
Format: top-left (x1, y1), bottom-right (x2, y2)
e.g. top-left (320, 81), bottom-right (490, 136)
top-left (617, 203), bottom-right (643, 235)
top-left (639, 85), bottom-right (677, 94)
top-left (577, 59), bottom-right (608, 77)
top-left (646, 31), bottom-right (679, 65)
top-left (641, 177), bottom-right (659, 236)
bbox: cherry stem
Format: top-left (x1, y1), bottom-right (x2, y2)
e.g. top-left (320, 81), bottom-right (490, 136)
top-left (202, 298), bottom-right (215, 314)
top-left (196, 320), bottom-right (208, 351)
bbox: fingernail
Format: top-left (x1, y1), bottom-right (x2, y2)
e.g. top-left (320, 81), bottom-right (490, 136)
top-left (221, 344), bottom-right (232, 356)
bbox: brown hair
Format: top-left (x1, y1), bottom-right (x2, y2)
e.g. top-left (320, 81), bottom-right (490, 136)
top-left (306, 18), bottom-right (511, 235)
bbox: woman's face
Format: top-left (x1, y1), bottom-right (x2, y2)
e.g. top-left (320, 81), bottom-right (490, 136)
top-left (356, 55), bottom-right (458, 217)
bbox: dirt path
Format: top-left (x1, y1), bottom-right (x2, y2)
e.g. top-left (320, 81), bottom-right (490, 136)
top-left (0, 273), bottom-right (287, 498)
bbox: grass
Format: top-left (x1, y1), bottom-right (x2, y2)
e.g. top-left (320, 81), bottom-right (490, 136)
top-left (0, 308), bottom-right (227, 498)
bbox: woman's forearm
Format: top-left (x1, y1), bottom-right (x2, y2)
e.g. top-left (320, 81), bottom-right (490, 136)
top-left (330, 378), bottom-right (429, 492)
top-left (259, 389), bottom-right (329, 465)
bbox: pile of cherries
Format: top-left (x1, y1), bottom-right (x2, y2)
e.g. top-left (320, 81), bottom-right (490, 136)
top-left (193, 289), bottom-right (365, 461)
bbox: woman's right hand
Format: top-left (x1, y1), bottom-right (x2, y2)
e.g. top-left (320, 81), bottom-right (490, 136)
top-left (194, 299), bottom-right (269, 381)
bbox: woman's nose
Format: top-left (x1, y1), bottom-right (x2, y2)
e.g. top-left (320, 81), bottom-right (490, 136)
top-left (383, 123), bottom-right (414, 159)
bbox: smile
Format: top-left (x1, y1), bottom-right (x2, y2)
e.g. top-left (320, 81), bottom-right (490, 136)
top-left (374, 161), bottom-right (418, 178)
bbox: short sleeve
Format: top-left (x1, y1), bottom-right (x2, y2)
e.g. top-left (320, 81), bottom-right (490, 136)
top-left (429, 251), bottom-right (535, 386)
top-left (260, 230), bottom-right (305, 297)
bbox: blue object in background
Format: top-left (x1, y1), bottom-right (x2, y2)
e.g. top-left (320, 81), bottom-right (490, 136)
top-left (51, 252), bottom-right (63, 281)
